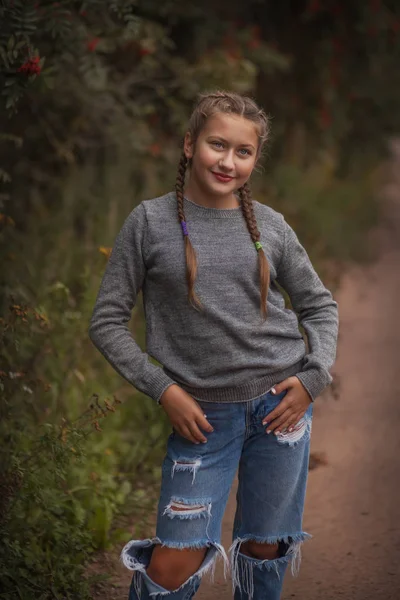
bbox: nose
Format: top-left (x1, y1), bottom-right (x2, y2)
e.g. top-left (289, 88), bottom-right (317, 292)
top-left (218, 150), bottom-right (235, 172)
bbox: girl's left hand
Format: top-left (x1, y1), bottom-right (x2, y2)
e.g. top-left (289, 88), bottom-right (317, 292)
top-left (262, 376), bottom-right (312, 435)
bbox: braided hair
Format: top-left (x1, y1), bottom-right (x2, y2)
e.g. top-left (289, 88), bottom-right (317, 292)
top-left (175, 91), bottom-right (270, 320)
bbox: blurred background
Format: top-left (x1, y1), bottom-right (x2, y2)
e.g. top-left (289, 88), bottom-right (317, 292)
top-left (1, 1), bottom-right (400, 598)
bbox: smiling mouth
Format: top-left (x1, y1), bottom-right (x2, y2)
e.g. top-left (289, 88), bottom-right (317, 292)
top-left (211, 172), bottom-right (235, 182)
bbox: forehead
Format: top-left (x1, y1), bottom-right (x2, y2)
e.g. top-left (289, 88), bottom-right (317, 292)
top-left (200, 112), bottom-right (259, 146)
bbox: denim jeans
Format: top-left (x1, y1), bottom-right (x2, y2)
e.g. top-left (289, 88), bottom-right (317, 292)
top-left (122, 389), bottom-right (313, 599)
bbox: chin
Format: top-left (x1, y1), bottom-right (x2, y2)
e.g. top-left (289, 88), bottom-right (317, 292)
top-left (205, 178), bottom-right (238, 196)
top-left (211, 186), bottom-right (236, 198)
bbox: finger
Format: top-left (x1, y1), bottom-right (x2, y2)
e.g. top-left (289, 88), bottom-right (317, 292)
top-left (277, 416), bottom-right (297, 435)
top-left (287, 413), bottom-right (304, 433)
top-left (187, 420), bottom-right (208, 443)
top-left (262, 395), bottom-right (293, 424)
top-left (265, 409), bottom-right (294, 434)
top-left (196, 412), bottom-right (214, 433)
top-left (179, 425), bottom-right (201, 444)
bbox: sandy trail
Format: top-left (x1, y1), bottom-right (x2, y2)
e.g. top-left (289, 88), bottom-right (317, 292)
top-left (91, 148), bottom-right (400, 599)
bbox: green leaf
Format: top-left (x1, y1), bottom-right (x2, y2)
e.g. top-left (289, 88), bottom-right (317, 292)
top-left (0, 133), bottom-right (23, 148)
top-left (0, 46), bottom-right (10, 68)
top-left (85, 572), bottom-right (111, 584)
top-left (15, 40), bottom-right (27, 51)
top-left (0, 168), bottom-right (12, 183)
top-left (5, 95), bottom-right (15, 110)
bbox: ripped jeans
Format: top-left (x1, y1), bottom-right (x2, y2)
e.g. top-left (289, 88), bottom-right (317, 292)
top-left (121, 389), bottom-right (313, 599)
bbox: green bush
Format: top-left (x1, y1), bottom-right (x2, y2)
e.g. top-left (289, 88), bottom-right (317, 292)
top-left (0, 299), bottom-right (131, 598)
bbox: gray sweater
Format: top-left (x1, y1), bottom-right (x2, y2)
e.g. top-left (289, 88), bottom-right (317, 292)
top-left (89, 192), bottom-right (338, 403)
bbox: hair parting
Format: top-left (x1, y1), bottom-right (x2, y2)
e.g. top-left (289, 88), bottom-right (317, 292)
top-left (174, 90), bottom-right (271, 321)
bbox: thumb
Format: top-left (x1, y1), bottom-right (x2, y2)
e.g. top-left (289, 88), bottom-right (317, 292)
top-left (271, 377), bottom-right (294, 395)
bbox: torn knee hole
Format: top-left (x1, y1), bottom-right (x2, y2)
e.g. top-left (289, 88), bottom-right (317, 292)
top-left (169, 500), bottom-right (206, 513)
top-left (163, 497), bottom-right (212, 520)
top-left (240, 540), bottom-right (280, 560)
top-left (171, 457), bottom-right (202, 483)
top-left (230, 537), bottom-right (298, 600)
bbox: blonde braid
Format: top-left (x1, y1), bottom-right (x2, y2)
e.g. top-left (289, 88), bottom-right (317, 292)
top-left (239, 182), bottom-right (270, 320)
top-left (175, 152), bottom-right (203, 311)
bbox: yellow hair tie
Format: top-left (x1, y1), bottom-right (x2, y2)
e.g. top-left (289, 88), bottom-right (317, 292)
top-left (255, 241), bottom-right (263, 251)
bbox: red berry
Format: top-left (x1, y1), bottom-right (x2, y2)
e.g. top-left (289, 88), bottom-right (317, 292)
top-left (87, 38), bottom-right (100, 52)
top-left (319, 105), bottom-right (331, 128)
top-left (369, 0), bottom-right (380, 12)
top-left (138, 46), bottom-right (152, 57)
top-left (392, 20), bottom-right (400, 34)
top-left (17, 56), bottom-right (41, 76)
top-left (247, 39), bottom-right (261, 50)
top-left (149, 143), bottom-right (161, 157)
top-left (308, 0), bottom-right (321, 14)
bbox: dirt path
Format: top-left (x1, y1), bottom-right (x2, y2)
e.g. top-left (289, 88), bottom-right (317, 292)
top-left (91, 147), bottom-right (400, 599)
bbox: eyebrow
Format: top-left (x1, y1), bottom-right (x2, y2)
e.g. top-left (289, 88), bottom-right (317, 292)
top-left (207, 136), bottom-right (256, 150)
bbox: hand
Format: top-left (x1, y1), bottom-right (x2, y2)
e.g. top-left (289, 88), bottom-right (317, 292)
top-left (159, 384), bottom-right (214, 444)
top-left (262, 376), bottom-right (312, 435)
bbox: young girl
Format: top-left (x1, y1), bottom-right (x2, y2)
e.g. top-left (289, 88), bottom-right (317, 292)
top-left (89, 91), bottom-right (339, 600)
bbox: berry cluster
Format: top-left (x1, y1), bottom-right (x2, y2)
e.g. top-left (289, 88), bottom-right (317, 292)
top-left (18, 56), bottom-right (41, 76)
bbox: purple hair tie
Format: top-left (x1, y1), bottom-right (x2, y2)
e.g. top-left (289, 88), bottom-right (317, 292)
top-left (181, 220), bottom-right (189, 236)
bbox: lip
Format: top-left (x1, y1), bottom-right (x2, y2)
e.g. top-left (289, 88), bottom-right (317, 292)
top-left (211, 171), bottom-right (235, 182)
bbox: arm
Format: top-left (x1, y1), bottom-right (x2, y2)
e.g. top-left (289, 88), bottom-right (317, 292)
top-left (276, 219), bottom-right (339, 401)
top-left (88, 203), bottom-right (176, 402)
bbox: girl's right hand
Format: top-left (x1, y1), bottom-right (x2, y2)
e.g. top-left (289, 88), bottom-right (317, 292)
top-left (159, 384), bottom-right (214, 444)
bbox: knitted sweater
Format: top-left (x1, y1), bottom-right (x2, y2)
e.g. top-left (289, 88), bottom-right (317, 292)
top-left (89, 192), bottom-right (338, 403)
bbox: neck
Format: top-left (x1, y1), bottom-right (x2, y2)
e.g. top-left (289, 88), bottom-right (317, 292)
top-left (184, 175), bottom-right (240, 209)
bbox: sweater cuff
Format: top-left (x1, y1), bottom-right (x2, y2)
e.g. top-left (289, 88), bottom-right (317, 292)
top-left (295, 368), bottom-right (333, 402)
top-left (146, 370), bottom-right (177, 404)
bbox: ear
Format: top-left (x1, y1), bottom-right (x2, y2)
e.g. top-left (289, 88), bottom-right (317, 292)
top-left (183, 131), bottom-right (194, 160)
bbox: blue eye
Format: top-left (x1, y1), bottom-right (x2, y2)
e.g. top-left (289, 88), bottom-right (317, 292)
top-left (210, 141), bottom-right (251, 155)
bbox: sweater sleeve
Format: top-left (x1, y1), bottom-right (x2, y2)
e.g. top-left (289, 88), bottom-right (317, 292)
top-left (88, 203), bottom-right (176, 403)
top-left (276, 219), bottom-right (339, 401)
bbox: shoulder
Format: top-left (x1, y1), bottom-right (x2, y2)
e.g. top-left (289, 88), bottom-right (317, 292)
top-left (122, 191), bottom-right (176, 233)
top-left (252, 199), bottom-right (285, 226)
top-left (141, 191), bottom-right (176, 219)
top-left (252, 198), bottom-right (287, 237)
top-left (124, 191), bottom-right (175, 219)
top-left (127, 191), bottom-right (180, 243)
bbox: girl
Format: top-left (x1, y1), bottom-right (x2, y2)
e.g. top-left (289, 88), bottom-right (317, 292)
top-left (89, 91), bottom-right (339, 600)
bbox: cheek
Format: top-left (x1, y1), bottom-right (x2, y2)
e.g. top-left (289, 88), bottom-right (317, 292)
top-left (194, 145), bottom-right (218, 169)
top-left (236, 159), bottom-right (256, 180)
top-left (199, 148), bottom-right (218, 169)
